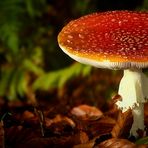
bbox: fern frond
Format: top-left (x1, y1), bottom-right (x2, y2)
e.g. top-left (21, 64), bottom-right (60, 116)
top-left (0, 0), bottom-right (46, 55)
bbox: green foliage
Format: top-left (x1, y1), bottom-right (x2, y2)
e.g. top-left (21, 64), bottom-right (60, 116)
top-left (135, 137), bottom-right (148, 145)
top-left (71, 0), bottom-right (92, 15)
top-left (0, 0), bottom-right (45, 56)
top-left (33, 63), bottom-right (92, 90)
top-left (0, 112), bottom-right (12, 121)
top-left (0, 0), bottom-right (147, 101)
top-left (0, 63), bottom-right (43, 100)
top-left (137, 0), bottom-right (148, 11)
top-left (0, 0), bottom-right (46, 100)
top-left (25, 0), bottom-right (46, 17)
top-left (0, 46), bottom-right (44, 100)
top-left (0, 67), bottom-right (14, 97)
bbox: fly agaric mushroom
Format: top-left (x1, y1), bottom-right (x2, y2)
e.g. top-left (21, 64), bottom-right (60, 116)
top-left (58, 11), bottom-right (148, 137)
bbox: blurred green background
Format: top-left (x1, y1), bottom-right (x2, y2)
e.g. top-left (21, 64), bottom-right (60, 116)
top-left (0, 0), bottom-right (147, 101)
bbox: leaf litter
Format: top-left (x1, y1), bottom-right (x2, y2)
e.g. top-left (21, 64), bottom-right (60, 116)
top-left (0, 69), bottom-right (148, 147)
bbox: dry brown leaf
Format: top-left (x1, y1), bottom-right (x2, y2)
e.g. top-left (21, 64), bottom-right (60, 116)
top-left (78, 131), bottom-right (89, 144)
top-left (73, 141), bottom-right (95, 148)
top-left (95, 138), bottom-right (136, 148)
top-left (71, 104), bottom-right (103, 120)
top-left (0, 121), bottom-right (4, 148)
top-left (137, 144), bottom-right (148, 148)
top-left (22, 110), bottom-right (35, 120)
top-left (111, 109), bottom-right (133, 138)
top-left (24, 131), bottom-right (89, 148)
top-left (85, 116), bottom-right (116, 138)
top-left (45, 114), bottom-right (75, 128)
top-left (5, 125), bottom-right (38, 147)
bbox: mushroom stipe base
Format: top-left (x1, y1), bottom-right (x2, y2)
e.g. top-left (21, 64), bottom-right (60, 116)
top-left (116, 69), bottom-right (148, 137)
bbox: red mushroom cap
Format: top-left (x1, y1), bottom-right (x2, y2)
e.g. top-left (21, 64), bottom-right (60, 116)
top-left (58, 11), bottom-right (148, 69)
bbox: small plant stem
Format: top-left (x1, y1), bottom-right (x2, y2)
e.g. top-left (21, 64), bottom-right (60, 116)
top-left (34, 108), bottom-right (45, 137)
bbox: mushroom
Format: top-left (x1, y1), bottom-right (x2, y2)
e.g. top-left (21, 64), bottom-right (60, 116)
top-left (57, 11), bottom-right (148, 137)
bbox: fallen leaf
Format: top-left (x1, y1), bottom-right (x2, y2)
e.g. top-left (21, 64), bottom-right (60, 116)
top-left (71, 104), bottom-right (103, 120)
top-left (111, 109), bottom-right (133, 138)
top-left (0, 121), bottom-right (4, 148)
top-left (22, 110), bottom-right (35, 120)
top-left (94, 138), bottom-right (136, 148)
top-left (79, 131), bottom-right (89, 144)
top-left (25, 131), bottom-right (89, 148)
top-left (45, 114), bottom-right (75, 128)
top-left (73, 141), bottom-right (95, 148)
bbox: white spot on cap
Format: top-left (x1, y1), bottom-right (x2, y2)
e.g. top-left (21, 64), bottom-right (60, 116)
top-left (111, 18), bottom-right (116, 22)
top-left (78, 34), bottom-right (84, 39)
top-left (118, 21), bottom-right (122, 26)
top-left (68, 35), bottom-right (73, 39)
top-left (67, 39), bottom-right (71, 43)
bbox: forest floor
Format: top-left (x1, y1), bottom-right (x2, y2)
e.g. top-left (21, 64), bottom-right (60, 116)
top-left (0, 69), bottom-right (148, 148)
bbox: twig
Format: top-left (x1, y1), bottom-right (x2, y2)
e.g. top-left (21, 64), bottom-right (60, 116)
top-left (34, 108), bottom-right (45, 137)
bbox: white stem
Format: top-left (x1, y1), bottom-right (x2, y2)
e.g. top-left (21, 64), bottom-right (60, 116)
top-left (130, 103), bottom-right (144, 137)
top-left (116, 69), bottom-right (148, 137)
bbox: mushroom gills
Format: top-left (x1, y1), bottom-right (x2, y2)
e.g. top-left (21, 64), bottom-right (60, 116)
top-left (116, 69), bottom-right (148, 136)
